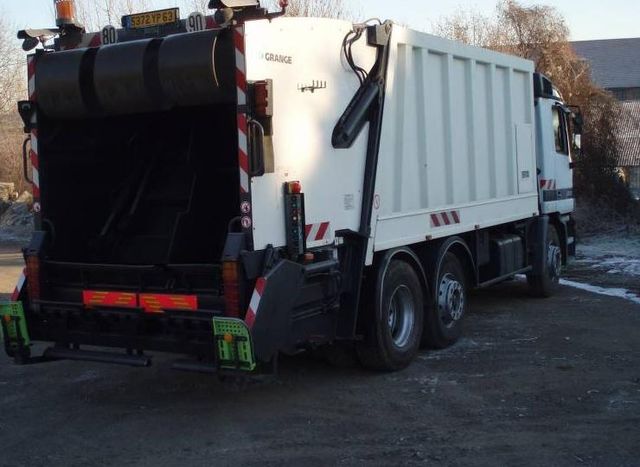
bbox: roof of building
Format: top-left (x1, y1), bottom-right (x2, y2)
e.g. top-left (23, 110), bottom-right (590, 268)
top-left (618, 101), bottom-right (640, 167)
top-left (572, 38), bottom-right (640, 89)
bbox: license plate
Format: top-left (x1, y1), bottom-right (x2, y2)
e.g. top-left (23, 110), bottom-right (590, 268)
top-left (123, 8), bottom-right (179, 29)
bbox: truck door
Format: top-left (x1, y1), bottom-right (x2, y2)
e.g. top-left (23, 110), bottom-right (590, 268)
top-left (551, 104), bottom-right (575, 214)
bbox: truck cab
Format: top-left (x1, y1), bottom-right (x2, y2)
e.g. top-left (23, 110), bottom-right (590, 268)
top-left (534, 73), bottom-right (581, 214)
top-left (533, 73), bottom-right (579, 255)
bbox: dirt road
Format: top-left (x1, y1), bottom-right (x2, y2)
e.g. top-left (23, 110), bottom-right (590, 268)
top-left (0, 245), bottom-right (639, 466)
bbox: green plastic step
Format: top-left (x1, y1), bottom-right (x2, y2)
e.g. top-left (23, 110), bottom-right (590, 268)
top-left (212, 317), bottom-right (256, 372)
top-left (0, 302), bottom-right (31, 353)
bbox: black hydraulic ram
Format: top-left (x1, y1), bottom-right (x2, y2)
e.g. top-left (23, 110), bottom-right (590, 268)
top-left (332, 21), bottom-right (393, 338)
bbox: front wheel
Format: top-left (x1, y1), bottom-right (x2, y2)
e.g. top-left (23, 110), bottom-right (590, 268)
top-left (527, 224), bottom-right (562, 298)
top-left (357, 260), bottom-right (424, 371)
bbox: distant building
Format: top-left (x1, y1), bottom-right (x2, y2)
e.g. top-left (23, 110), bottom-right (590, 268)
top-left (572, 38), bottom-right (640, 195)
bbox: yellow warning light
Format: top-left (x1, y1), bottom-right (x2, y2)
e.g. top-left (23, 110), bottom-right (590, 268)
top-left (223, 333), bottom-right (234, 344)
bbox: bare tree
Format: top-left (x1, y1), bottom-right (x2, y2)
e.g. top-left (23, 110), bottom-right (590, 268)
top-left (0, 14), bottom-right (25, 113)
top-left (182, 0), bottom-right (210, 14)
top-left (432, 8), bottom-right (497, 48)
top-left (265, 0), bottom-right (352, 19)
top-left (0, 12), bottom-right (27, 191)
top-left (74, 0), bottom-right (151, 30)
top-left (72, 0), bottom-right (354, 31)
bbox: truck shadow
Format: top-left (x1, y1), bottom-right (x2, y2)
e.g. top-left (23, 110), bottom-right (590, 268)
top-left (0, 277), bottom-right (551, 417)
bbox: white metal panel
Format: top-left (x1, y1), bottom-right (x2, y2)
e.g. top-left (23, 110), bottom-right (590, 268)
top-left (244, 18), bottom-right (377, 251)
top-left (373, 27), bottom-right (538, 256)
top-left (375, 196), bottom-right (538, 252)
top-left (515, 123), bottom-right (535, 194)
top-left (244, 20), bottom-right (540, 260)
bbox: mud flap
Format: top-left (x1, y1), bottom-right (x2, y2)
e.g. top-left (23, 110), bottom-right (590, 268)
top-left (558, 215), bottom-right (576, 261)
top-left (0, 302), bottom-right (31, 359)
top-left (531, 215), bottom-right (549, 276)
top-left (251, 260), bottom-right (305, 362)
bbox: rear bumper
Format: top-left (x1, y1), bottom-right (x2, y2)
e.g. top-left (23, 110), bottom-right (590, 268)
top-left (27, 300), bottom-right (224, 359)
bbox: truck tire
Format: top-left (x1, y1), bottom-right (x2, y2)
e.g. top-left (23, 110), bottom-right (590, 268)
top-left (527, 224), bottom-right (562, 298)
top-left (357, 260), bottom-right (424, 371)
top-left (422, 252), bottom-right (468, 349)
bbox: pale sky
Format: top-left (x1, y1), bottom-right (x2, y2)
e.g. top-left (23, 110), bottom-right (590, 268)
top-left (3, 0), bottom-right (639, 41)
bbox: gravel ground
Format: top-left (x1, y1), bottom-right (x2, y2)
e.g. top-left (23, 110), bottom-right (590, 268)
top-left (0, 240), bottom-right (639, 466)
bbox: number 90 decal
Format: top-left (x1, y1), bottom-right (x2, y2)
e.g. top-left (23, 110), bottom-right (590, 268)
top-left (187, 12), bottom-right (206, 33)
top-left (101, 25), bottom-right (118, 45)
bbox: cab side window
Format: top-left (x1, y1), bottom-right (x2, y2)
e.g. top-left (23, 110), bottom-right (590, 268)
top-left (552, 107), bottom-right (568, 155)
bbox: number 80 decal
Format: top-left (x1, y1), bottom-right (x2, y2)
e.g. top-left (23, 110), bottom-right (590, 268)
top-left (101, 25), bottom-right (118, 45)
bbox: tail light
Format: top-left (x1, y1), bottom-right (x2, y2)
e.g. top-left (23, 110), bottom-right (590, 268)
top-left (25, 256), bottom-right (41, 301)
top-left (251, 80), bottom-right (273, 118)
top-left (222, 261), bottom-right (241, 318)
top-left (54, 0), bottom-right (76, 27)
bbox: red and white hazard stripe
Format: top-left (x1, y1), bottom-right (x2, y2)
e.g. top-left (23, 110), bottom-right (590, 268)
top-left (539, 179), bottom-right (556, 190)
top-left (27, 55), bottom-right (36, 101)
top-left (305, 222), bottom-right (331, 242)
top-left (235, 27), bottom-right (250, 195)
top-left (430, 210), bottom-right (461, 228)
top-left (11, 269), bottom-right (26, 302)
top-left (27, 55), bottom-right (40, 201)
top-left (30, 129), bottom-right (40, 199)
top-left (244, 277), bottom-right (266, 329)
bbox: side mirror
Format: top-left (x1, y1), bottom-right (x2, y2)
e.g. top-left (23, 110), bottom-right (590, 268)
top-left (573, 134), bottom-right (581, 151)
top-left (572, 114), bottom-right (584, 135)
top-left (567, 104), bottom-right (583, 135)
top-left (22, 37), bottom-right (40, 52)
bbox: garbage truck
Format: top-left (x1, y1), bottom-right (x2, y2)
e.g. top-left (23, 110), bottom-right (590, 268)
top-left (1, 0), bottom-right (580, 374)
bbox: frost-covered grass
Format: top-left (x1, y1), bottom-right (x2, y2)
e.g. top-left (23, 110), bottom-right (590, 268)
top-left (562, 232), bottom-right (640, 305)
top-left (576, 234), bottom-right (640, 277)
top-left (560, 279), bottom-right (640, 305)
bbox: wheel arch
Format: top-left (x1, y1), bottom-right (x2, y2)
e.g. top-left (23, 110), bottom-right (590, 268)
top-left (427, 237), bottom-right (477, 290)
top-left (374, 247), bottom-right (430, 301)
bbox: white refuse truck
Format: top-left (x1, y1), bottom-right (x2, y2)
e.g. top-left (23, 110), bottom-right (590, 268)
top-left (2, 0), bottom-right (580, 373)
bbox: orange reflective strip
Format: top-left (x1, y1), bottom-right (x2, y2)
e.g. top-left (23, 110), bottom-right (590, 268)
top-left (82, 291), bottom-right (197, 312)
top-left (83, 290), bottom-right (137, 309)
top-left (139, 294), bottom-right (198, 313)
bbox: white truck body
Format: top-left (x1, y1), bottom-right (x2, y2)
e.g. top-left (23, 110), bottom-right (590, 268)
top-left (245, 18), bottom-right (538, 263)
top-left (11, 5), bottom-right (578, 373)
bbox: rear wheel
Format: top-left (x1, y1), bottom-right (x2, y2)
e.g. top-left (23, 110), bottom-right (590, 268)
top-left (357, 260), bottom-right (424, 371)
top-left (528, 225), bottom-right (562, 298)
top-left (422, 252), bottom-right (468, 349)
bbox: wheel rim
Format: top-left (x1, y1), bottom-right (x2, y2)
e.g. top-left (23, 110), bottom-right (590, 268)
top-left (547, 241), bottom-right (562, 283)
top-left (438, 273), bottom-right (465, 329)
top-left (388, 285), bottom-right (415, 348)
